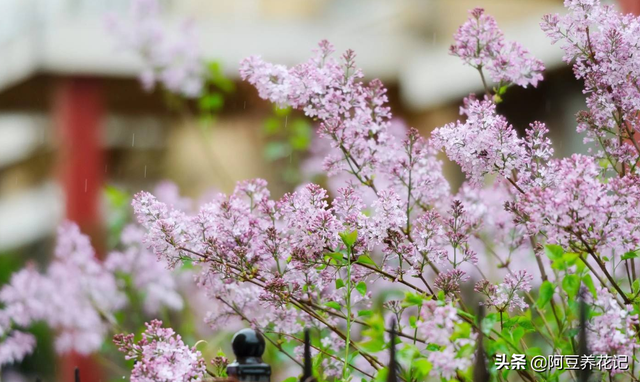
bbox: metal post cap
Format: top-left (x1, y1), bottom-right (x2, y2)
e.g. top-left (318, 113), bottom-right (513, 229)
top-left (231, 328), bottom-right (266, 359)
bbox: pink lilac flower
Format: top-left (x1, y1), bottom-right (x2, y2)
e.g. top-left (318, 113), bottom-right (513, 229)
top-left (132, 191), bottom-right (193, 267)
top-left (368, 189), bottom-right (406, 246)
top-left (541, 0), bottom-right (640, 169)
top-left (512, 154), bottom-right (640, 254)
top-left (451, 8), bottom-right (544, 88)
top-left (456, 181), bottom-right (532, 270)
top-left (0, 223), bottom-right (125, 358)
top-left (411, 210), bottom-right (448, 265)
top-left (279, 184), bottom-right (342, 260)
top-left (475, 270), bottom-right (533, 312)
top-left (428, 346), bottom-right (472, 381)
top-left (0, 331), bottom-right (36, 366)
top-left (106, 224), bottom-right (184, 314)
top-left (589, 288), bottom-right (639, 366)
top-left (114, 320), bottom-right (207, 382)
top-left (416, 300), bottom-right (474, 379)
top-left (106, 0), bottom-right (205, 97)
top-left (241, 41), bottom-right (449, 205)
top-left (432, 96), bottom-right (526, 185)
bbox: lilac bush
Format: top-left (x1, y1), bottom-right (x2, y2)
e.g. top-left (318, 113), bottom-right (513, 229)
top-left (2, 0), bottom-right (640, 381)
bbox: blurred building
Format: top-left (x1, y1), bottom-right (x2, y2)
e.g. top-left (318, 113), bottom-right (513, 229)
top-left (0, 0), bottom-right (575, 253)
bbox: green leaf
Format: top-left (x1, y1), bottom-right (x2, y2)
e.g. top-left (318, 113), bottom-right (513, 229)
top-left (481, 313), bottom-right (498, 335)
top-left (356, 281), bottom-right (367, 296)
top-left (324, 252), bottom-right (344, 264)
top-left (325, 301), bottom-right (341, 310)
top-left (511, 327), bottom-right (525, 343)
top-left (411, 359), bottom-right (432, 379)
top-left (340, 230), bottom-right (358, 247)
top-left (537, 281), bottom-right (555, 308)
top-left (358, 337), bottom-right (385, 353)
top-left (426, 343), bottom-right (442, 352)
top-left (357, 310), bottom-right (373, 317)
top-left (281, 378), bottom-right (297, 382)
top-left (264, 141), bottom-right (290, 161)
top-left (451, 322), bottom-right (472, 340)
top-left (374, 367), bottom-right (388, 382)
top-left (402, 292), bottom-right (425, 307)
top-left (335, 278), bottom-right (345, 289)
top-left (199, 92), bottom-right (224, 111)
top-left (273, 106), bottom-right (291, 117)
top-left (181, 259), bottom-right (194, 270)
top-left (582, 274), bottom-right (597, 298)
top-left (262, 117), bottom-right (281, 135)
top-left (409, 316), bottom-right (417, 329)
top-left (622, 251), bottom-right (639, 260)
top-left (562, 274), bottom-right (581, 299)
top-left (503, 316), bottom-right (534, 332)
top-left (356, 254), bottom-right (377, 268)
top-left (544, 244), bottom-right (564, 260)
top-left (563, 252), bottom-right (580, 265)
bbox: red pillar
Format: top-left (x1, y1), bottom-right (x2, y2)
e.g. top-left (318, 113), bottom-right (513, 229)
top-left (619, 0), bottom-right (640, 15)
top-left (54, 77), bottom-right (105, 382)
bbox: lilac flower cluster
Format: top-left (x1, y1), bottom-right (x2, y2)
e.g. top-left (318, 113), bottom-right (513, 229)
top-left (590, 289), bottom-right (639, 366)
top-left (416, 300), bottom-right (475, 379)
top-left (432, 96), bottom-right (527, 185)
top-left (131, 38), bottom-right (539, 378)
top-left (542, 0), bottom-right (640, 169)
top-left (451, 8), bottom-right (544, 89)
top-left (114, 320), bottom-right (207, 382)
top-left (106, 0), bottom-right (204, 97)
top-left (240, 41), bottom-right (450, 208)
top-left (105, 224), bottom-right (184, 314)
top-left (475, 270), bottom-right (534, 313)
top-left (0, 223), bottom-right (125, 365)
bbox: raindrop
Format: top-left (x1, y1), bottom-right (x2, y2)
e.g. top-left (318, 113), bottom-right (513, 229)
top-left (84, 179), bottom-right (88, 193)
top-left (243, 101), bottom-right (247, 109)
top-left (144, 165), bottom-right (147, 178)
top-left (132, 133), bottom-right (135, 147)
top-left (284, 115), bottom-right (288, 128)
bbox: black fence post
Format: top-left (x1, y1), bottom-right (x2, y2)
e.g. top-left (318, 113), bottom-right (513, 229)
top-left (578, 298), bottom-right (590, 382)
top-left (300, 329), bottom-right (316, 382)
top-left (226, 328), bottom-right (272, 382)
top-left (473, 304), bottom-right (490, 382)
top-left (387, 319), bottom-right (398, 382)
